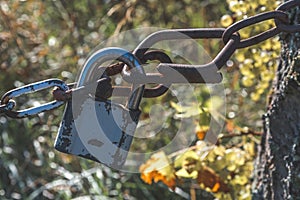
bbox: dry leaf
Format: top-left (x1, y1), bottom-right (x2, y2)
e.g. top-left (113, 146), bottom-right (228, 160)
top-left (197, 166), bottom-right (229, 193)
top-left (140, 151), bottom-right (176, 189)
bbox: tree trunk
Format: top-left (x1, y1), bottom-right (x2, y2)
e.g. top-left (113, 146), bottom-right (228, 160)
top-left (252, 6), bottom-right (300, 200)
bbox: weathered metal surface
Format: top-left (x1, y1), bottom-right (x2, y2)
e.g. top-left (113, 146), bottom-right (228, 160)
top-left (0, 79), bottom-right (69, 118)
top-left (55, 98), bottom-right (140, 167)
top-left (54, 47), bottom-right (145, 169)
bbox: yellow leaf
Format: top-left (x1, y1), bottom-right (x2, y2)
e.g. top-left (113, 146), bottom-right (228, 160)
top-left (139, 151), bottom-right (176, 189)
top-left (232, 175), bottom-right (248, 185)
top-left (170, 101), bottom-right (183, 113)
top-left (244, 142), bottom-right (255, 156)
top-left (170, 101), bottom-right (202, 118)
top-left (174, 150), bottom-right (199, 168)
top-left (205, 96), bottom-right (224, 112)
top-left (175, 168), bottom-right (198, 179)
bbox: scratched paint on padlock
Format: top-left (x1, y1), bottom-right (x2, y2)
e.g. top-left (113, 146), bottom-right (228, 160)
top-left (74, 98), bottom-right (138, 167)
top-left (54, 97), bottom-right (140, 168)
top-left (54, 101), bottom-right (94, 159)
top-left (54, 47), bottom-right (144, 169)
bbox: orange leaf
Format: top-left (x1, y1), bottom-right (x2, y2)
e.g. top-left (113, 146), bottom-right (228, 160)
top-left (226, 120), bottom-right (235, 132)
top-left (212, 182), bottom-right (220, 193)
top-left (139, 151), bottom-right (176, 189)
top-left (38, 48), bottom-right (49, 56)
top-left (196, 125), bottom-right (209, 140)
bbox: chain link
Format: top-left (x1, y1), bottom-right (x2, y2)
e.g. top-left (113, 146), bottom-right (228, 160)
top-left (1, 0), bottom-right (300, 118)
top-left (0, 79), bottom-right (69, 118)
top-left (222, 11), bottom-right (287, 48)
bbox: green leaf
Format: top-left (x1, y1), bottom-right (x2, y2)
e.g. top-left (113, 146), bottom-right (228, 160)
top-left (174, 150), bottom-right (199, 168)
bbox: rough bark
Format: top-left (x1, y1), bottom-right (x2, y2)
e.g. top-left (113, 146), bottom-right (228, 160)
top-left (252, 6), bottom-right (300, 200)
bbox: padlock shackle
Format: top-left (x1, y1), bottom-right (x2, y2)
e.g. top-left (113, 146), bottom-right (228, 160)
top-left (77, 47), bottom-right (145, 110)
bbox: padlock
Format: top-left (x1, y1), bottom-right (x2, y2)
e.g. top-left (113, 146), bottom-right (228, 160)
top-left (54, 47), bottom-right (145, 169)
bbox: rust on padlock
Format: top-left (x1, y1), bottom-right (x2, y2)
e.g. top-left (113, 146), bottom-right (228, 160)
top-left (55, 97), bottom-right (141, 167)
top-left (54, 47), bottom-right (145, 169)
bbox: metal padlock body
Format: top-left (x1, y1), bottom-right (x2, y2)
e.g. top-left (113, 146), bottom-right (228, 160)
top-left (55, 48), bottom-right (145, 169)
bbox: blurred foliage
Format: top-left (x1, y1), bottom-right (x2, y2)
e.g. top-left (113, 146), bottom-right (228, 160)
top-left (0, 0), bottom-right (280, 199)
top-left (220, 0), bottom-right (282, 102)
top-left (140, 0), bottom-right (282, 199)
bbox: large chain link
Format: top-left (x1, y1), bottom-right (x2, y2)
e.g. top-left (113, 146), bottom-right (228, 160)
top-left (1, 0), bottom-right (300, 118)
top-left (0, 79), bottom-right (69, 118)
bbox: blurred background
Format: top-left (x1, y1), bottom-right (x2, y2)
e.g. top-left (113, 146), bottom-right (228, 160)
top-left (0, 0), bottom-right (280, 199)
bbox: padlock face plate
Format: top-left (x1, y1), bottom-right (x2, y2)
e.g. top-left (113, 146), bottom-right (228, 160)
top-left (54, 97), bottom-right (140, 169)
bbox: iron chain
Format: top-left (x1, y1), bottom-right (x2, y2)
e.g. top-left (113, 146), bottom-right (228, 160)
top-left (1, 0), bottom-right (300, 118)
